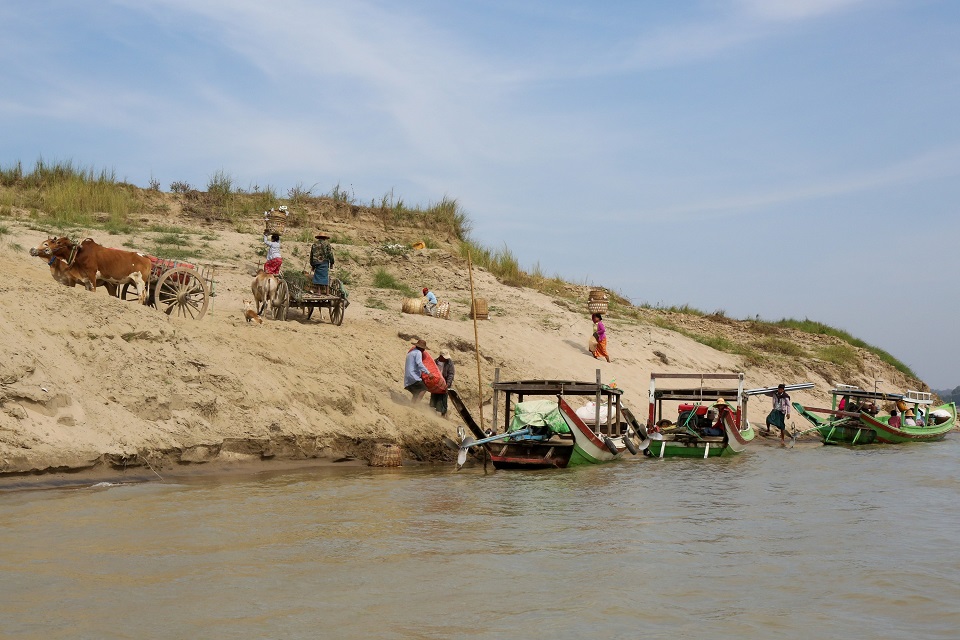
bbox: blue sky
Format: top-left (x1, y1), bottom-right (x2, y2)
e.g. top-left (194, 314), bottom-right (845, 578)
top-left (3, 1), bottom-right (959, 388)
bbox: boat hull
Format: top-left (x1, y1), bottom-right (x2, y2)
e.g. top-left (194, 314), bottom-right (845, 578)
top-left (485, 440), bottom-right (574, 469)
top-left (860, 403), bottom-right (956, 443)
top-left (647, 404), bottom-right (753, 458)
top-left (557, 397), bottom-right (626, 465)
top-left (795, 401), bottom-right (956, 445)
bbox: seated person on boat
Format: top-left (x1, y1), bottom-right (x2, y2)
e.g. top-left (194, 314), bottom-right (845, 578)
top-left (888, 409), bottom-right (902, 429)
top-left (701, 408), bottom-right (724, 437)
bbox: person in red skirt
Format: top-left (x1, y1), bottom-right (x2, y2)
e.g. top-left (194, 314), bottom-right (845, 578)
top-left (263, 230), bottom-right (282, 275)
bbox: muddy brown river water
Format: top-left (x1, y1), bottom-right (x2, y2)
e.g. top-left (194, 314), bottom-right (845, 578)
top-left (2, 438), bottom-right (958, 639)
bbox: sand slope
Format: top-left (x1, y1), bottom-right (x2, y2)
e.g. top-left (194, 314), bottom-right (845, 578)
top-left (0, 218), bottom-right (924, 482)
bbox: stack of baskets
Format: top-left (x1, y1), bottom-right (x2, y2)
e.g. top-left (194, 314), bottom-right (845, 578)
top-left (369, 442), bottom-right (402, 467)
top-left (470, 298), bottom-right (489, 320)
top-left (588, 289), bottom-right (609, 314)
top-left (263, 205), bottom-right (289, 235)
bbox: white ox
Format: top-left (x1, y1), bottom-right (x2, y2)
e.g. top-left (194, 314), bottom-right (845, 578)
top-left (252, 269), bottom-right (281, 318)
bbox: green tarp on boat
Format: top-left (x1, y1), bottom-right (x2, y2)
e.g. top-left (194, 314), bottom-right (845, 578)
top-left (508, 400), bottom-right (570, 435)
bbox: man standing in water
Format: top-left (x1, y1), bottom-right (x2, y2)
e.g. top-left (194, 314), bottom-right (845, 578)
top-left (765, 383), bottom-right (792, 444)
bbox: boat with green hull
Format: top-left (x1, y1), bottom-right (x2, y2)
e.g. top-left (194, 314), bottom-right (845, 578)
top-left (645, 373), bottom-right (760, 458)
top-left (793, 385), bottom-right (955, 445)
top-left (450, 369), bottom-right (647, 470)
top-left (859, 402), bottom-right (955, 443)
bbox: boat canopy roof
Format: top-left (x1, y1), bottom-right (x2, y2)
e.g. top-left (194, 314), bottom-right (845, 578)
top-left (490, 379), bottom-right (621, 396)
top-left (652, 388), bottom-right (742, 403)
top-left (649, 372), bottom-right (744, 405)
top-left (830, 387), bottom-right (933, 405)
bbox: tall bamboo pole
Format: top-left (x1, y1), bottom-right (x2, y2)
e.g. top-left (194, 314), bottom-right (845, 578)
top-left (467, 250), bottom-right (484, 431)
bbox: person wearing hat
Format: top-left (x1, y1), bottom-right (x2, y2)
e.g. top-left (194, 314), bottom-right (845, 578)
top-left (422, 287), bottom-right (438, 316)
top-left (700, 399), bottom-right (726, 436)
top-left (903, 408), bottom-right (917, 427)
top-left (764, 383), bottom-right (791, 444)
top-left (309, 232), bottom-right (335, 295)
top-left (429, 351), bottom-right (456, 416)
top-left (404, 339), bottom-right (431, 403)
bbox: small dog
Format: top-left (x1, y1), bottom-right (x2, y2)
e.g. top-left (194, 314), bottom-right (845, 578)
top-left (242, 299), bottom-right (262, 325)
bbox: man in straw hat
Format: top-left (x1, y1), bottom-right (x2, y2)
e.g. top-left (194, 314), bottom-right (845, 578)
top-left (701, 399), bottom-right (726, 436)
top-left (404, 339), bottom-right (431, 403)
top-left (309, 231), bottom-right (335, 294)
top-left (429, 351), bottom-right (455, 416)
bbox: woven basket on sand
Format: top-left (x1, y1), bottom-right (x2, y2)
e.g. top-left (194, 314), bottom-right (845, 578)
top-left (470, 298), bottom-right (489, 319)
top-left (402, 298), bottom-right (424, 314)
top-left (370, 442), bottom-right (402, 467)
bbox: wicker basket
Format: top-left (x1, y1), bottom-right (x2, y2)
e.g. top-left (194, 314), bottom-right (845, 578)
top-left (370, 442), bottom-right (402, 467)
top-left (434, 301), bottom-right (451, 320)
top-left (589, 289), bottom-right (608, 301)
top-left (470, 298), bottom-right (489, 320)
top-left (263, 208), bottom-right (288, 235)
top-left (402, 298), bottom-right (424, 314)
top-left (588, 300), bottom-right (608, 314)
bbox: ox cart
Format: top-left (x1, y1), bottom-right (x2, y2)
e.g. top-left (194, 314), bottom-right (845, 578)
top-left (272, 271), bottom-right (348, 325)
top-left (122, 257), bottom-right (215, 320)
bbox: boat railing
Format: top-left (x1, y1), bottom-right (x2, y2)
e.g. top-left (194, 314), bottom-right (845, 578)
top-left (835, 383), bottom-right (863, 392)
top-left (904, 390), bottom-right (933, 405)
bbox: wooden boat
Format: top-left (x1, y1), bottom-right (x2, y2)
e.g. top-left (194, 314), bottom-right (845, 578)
top-left (448, 369), bottom-right (647, 470)
top-left (645, 372), bottom-right (783, 458)
top-left (860, 403), bottom-right (956, 443)
top-left (793, 385), bottom-right (955, 445)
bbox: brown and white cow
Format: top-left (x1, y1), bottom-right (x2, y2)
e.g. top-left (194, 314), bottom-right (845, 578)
top-left (252, 269), bottom-right (280, 317)
top-left (30, 239), bottom-right (119, 296)
top-left (31, 237), bottom-right (150, 303)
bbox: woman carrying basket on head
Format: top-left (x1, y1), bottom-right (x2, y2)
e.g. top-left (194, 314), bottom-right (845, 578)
top-left (262, 231), bottom-right (283, 275)
top-left (261, 206), bottom-right (287, 275)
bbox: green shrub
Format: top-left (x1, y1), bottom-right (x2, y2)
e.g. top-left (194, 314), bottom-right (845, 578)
top-left (776, 317), bottom-right (914, 377)
top-left (372, 268), bottom-right (415, 296)
top-left (148, 224), bottom-right (189, 234)
top-left (154, 233), bottom-right (190, 246)
top-left (365, 297), bottom-right (389, 311)
top-left (816, 344), bottom-right (858, 367)
top-left (754, 337), bottom-right (805, 357)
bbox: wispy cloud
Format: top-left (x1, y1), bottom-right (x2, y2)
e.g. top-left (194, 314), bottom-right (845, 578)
top-left (603, 143), bottom-right (960, 222)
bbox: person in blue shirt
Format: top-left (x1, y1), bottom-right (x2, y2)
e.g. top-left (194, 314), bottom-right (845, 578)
top-left (404, 339), bottom-right (431, 402)
top-left (422, 287), bottom-right (438, 316)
